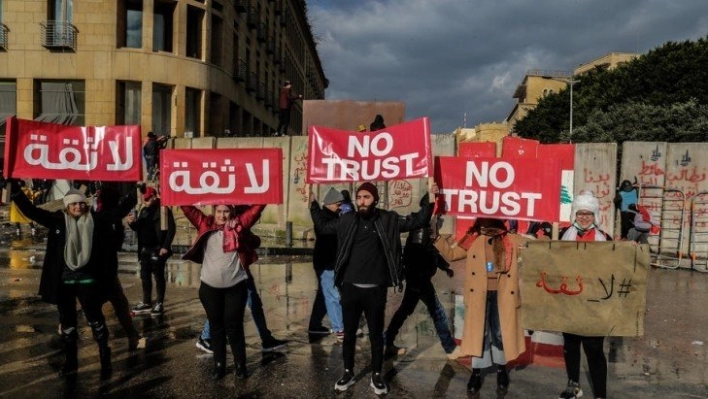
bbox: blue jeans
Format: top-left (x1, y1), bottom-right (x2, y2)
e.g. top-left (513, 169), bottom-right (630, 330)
top-left (320, 270), bottom-right (343, 332)
top-left (201, 270), bottom-right (273, 343)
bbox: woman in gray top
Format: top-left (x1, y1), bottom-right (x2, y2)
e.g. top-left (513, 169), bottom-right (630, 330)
top-left (181, 204), bottom-right (265, 380)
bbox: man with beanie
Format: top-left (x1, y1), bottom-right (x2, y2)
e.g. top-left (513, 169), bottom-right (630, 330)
top-left (308, 187), bottom-right (346, 340)
top-left (309, 181), bottom-right (437, 395)
top-left (127, 187), bottom-right (176, 316)
top-left (10, 183), bottom-right (118, 379)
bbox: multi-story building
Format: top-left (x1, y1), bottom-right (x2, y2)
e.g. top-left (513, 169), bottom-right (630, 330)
top-left (0, 0), bottom-right (327, 153)
top-left (505, 52), bottom-right (637, 130)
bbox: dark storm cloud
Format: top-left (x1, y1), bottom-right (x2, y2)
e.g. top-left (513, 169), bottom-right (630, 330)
top-left (309, 0), bottom-right (708, 133)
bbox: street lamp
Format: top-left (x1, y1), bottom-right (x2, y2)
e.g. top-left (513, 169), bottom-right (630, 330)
top-left (542, 75), bottom-right (580, 143)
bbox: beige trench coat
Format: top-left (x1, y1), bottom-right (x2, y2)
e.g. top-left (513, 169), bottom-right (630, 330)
top-left (460, 233), bottom-right (527, 361)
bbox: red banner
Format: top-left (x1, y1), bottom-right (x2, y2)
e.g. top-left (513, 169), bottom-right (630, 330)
top-left (3, 117), bottom-right (141, 181)
top-left (458, 141), bottom-right (497, 158)
top-left (159, 149), bottom-right (283, 206)
top-left (435, 156), bottom-right (561, 222)
top-left (502, 136), bottom-right (539, 158)
top-left (307, 118), bottom-right (432, 183)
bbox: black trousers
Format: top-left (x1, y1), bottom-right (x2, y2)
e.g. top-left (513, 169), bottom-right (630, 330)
top-left (276, 109), bottom-right (291, 135)
top-left (105, 276), bottom-right (139, 339)
top-left (199, 280), bottom-right (248, 369)
top-left (308, 269), bottom-right (327, 329)
top-left (562, 333), bottom-right (607, 398)
top-left (340, 283), bottom-right (387, 373)
top-left (139, 248), bottom-right (167, 304)
top-left (57, 281), bottom-right (106, 334)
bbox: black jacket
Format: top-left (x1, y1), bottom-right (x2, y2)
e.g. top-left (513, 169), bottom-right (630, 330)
top-left (309, 194), bottom-right (433, 288)
top-left (11, 189), bottom-right (122, 304)
top-left (312, 206), bottom-right (339, 271)
top-left (128, 199), bottom-right (176, 260)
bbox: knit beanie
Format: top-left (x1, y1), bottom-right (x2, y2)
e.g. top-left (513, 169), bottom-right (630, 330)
top-left (323, 187), bottom-right (345, 205)
top-left (571, 190), bottom-right (600, 222)
top-left (63, 188), bottom-right (87, 208)
top-left (356, 182), bottom-right (379, 204)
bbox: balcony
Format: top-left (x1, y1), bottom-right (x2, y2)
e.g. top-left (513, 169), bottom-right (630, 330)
top-left (0, 24), bottom-right (8, 50)
top-left (233, 59), bottom-right (248, 82)
top-left (246, 72), bottom-right (257, 92)
top-left (40, 21), bottom-right (78, 50)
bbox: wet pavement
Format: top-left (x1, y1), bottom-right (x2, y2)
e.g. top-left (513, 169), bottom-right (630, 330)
top-left (1, 223), bottom-right (708, 398)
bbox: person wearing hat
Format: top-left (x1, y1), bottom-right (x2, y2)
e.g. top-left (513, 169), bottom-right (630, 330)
top-left (9, 183), bottom-right (120, 379)
top-left (309, 181), bottom-right (437, 395)
top-left (127, 186), bottom-right (176, 316)
top-left (275, 80), bottom-right (303, 136)
top-left (558, 190), bottom-right (611, 399)
top-left (308, 187), bottom-right (346, 340)
top-left (369, 114), bottom-right (386, 131)
top-left (180, 203), bottom-right (266, 380)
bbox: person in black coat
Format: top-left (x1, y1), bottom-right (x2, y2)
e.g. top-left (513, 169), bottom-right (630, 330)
top-left (10, 182), bottom-right (118, 379)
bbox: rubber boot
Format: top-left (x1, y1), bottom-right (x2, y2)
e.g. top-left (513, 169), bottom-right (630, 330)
top-left (91, 322), bottom-right (112, 380)
top-left (59, 328), bottom-right (79, 377)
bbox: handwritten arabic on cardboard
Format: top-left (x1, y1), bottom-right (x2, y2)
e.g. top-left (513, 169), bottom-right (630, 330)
top-left (519, 241), bottom-right (650, 337)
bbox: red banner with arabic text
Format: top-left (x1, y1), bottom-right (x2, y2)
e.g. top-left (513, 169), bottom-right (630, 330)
top-left (3, 117), bottom-right (141, 181)
top-left (307, 118), bottom-right (432, 183)
top-left (159, 149), bottom-right (283, 206)
top-left (435, 156), bottom-right (561, 222)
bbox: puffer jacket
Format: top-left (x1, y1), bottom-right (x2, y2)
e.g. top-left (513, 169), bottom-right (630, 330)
top-left (181, 205), bottom-right (265, 270)
top-left (309, 194), bottom-right (433, 288)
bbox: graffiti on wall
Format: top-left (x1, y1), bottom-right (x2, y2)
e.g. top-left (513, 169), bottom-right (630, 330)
top-left (388, 180), bottom-right (413, 209)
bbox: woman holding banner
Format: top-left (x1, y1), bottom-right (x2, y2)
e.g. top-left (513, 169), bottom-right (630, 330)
top-left (558, 190), bottom-right (611, 399)
top-left (462, 217), bottom-right (527, 397)
top-left (181, 203), bottom-right (265, 380)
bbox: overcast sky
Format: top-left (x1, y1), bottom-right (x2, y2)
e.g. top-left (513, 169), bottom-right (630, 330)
top-left (308, 0), bottom-right (708, 133)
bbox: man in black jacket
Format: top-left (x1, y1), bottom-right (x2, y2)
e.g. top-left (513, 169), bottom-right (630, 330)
top-left (127, 186), bottom-right (176, 316)
top-left (309, 181), bottom-right (436, 395)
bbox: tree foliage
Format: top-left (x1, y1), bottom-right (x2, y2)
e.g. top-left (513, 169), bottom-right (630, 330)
top-left (513, 35), bottom-right (708, 143)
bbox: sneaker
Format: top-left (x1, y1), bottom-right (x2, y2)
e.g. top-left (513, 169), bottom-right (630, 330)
top-left (559, 380), bottom-right (583, 399)
top-left (196, 337), bottom-right (213, 354)
top-left (370, 372), bottom-right (389, 395)
top-left (132, 302), bottom-right (152, 315)
top-left (150, 303), bottom-right (164, 315)
top-left (308, 326), bottom-right (330, 335)
top-left (262, 338), bottom-right (288, 352)
top-left (334, 369), bottom-right (355, 392)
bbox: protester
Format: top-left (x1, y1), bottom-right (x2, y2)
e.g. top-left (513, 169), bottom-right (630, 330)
top-left (614, 179), bottom-right (638, 239)
top-left (181, 203), bottom-right (265, 380)
top-left (625, 203), bottom-right (659, 244)
top-left (308, 187), bottom-right (345, 341)
top-left (384, 207), bottom-right (461, 360)
top-left (461, 218), bottom-right (527, 396)
top-left (196, 262), bottom-right (288, 353)
top-left (143, 132), bottom-right (159, 180)
top-left (95, 186), bottom-right (145, 350)
top-left (369, 114), bottom-right (386, 131)
top-left (275, 80), bottom-right (303, 136)
top-left (559, 190), bottom-right (611, 399)
top-left (10, 184), bottom-right (115, 379)
top-left (128, 187), bottom-right (176, 316)
top-left (309, 182), bottom-right (436, 395)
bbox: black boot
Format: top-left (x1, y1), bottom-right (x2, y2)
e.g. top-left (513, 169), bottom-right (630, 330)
top-left (497, 365), bottom-right (509, 396)
top-left (59, 329), bottom-right (79, 377)
top-left (229, 338), bottom-right (248, 380)
top-left (467, 368), bottom-right (482, 394)
top-left (91, 322), bottom-right (112, 380)
top-left (212, 362), bottom-right (226, 380)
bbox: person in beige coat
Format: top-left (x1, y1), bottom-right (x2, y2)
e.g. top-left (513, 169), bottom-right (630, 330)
top-left (461, 218), bottom-right (527, 396)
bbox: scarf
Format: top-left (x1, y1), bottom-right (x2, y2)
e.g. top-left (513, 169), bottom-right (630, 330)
top-left (561, 223), bottom-right (606, 242)
top-left (64, 212), bottom-right (94, 270)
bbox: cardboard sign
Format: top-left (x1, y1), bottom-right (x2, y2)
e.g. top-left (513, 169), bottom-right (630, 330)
top-left (520, 241), bottom-right (650, 336)
top-left (307, 118), bottom-right (432, 183)
top-left (435, 156), bottom-right (561, 222)
top-left (159, 148), bottom-right (283, 206)
top-left (3, 117), bottom-right (141, 181)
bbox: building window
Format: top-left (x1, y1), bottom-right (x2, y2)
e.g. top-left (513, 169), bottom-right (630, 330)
top-left (50, 0), bottom-right (73, 22)
top-left (34, 80), bottom-right (84, 125)
top-left (210, 15), bottom-right (223, 66)
top-left (0, 80), bottom-right (16, 138)
top-left (118, 0), bottom-right (142, 49)
top-left (152, 83), bottom-right (172, 136)
top-left (186, 6), bottom-right (203, 59)
top-left (153, 1), bottom-right (174, 52)
top-left (117, 81), bottom-right (141, 125)
top-left (185, 87), bottom-right (201, 136)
